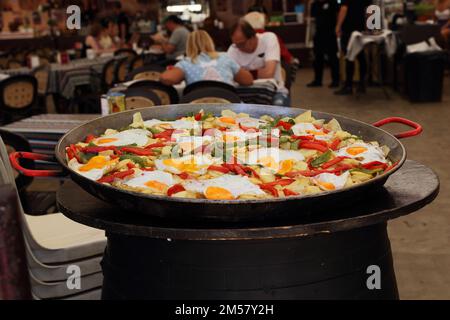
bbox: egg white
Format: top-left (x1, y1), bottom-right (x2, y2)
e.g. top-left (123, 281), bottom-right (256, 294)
top-left (236, 117), bottom-right (268, 128)
top-left (291, 123), bottom-right (332, 141)
top-left (144, 119), bottom-right (198, 130)
top-left (183, 174), bottom-right (265, 198)
top-left (313, 171), bottom-right (350, 191)
top-left (123, 170), bottom-right (174, 189)
top-left (68, 157), bottom-right (115, 181)
top-left (94, 129), bottom-right (150, 147)
top-left (336, 142), bottom-right (387, 164)
top-left (155, 155), bottom-right (219, 174)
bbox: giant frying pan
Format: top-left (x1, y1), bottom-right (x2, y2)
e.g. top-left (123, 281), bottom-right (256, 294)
top-left (10, 104), bottom-right (422, 222)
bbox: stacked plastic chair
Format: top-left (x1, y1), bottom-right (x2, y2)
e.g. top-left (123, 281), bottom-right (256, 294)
top-left (0, 137), bottom-right (106, 300)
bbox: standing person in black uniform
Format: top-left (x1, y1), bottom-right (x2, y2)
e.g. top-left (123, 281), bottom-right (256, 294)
top-left (334, 0), bottom-right (372, 95)
top-left (307, 0), bottom-right (340, 88)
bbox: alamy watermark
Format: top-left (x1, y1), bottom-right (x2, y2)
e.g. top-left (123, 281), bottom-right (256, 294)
top-left (66, 5), bottom-right (81, 30)
top-left (366, 5), bottom-right (382, 31)
top-left (366, 265), bottom-right (381, 290)
top-left (66, 265), bottom-right (81, 290)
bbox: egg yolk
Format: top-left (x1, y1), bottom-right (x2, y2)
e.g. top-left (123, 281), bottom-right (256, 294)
top-left (163, 159), bottom-right (200, 173)
top-left (306, 130), bottom-right (326, 136)
top-left (145, 180), bottom-right (168, 192)
top-left (258, 156), bottom-right (278, 171)
top-left (223, 134), bottom-right (240, 143)
top-left (97, 138), bottom-right (118, 145)
top-left (79, 156), bottom-right (116, 172)
top-left (219, 117), bottom-right (236, 125)
top-left (347, 147), bottom-right (368, 156)
top-left (278, 159), bottom-right (294, 175)
top-left (318, 181), bottom-right (336, 190)
top-left (204, 186), bottom-right (235, 200)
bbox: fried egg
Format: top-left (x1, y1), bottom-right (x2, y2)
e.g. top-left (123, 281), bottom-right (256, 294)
top-left (336, 142), bottom-right (387, 164)
top-left (291, 123), bottom-right (332, 141)
top-left (68, 156), bottom-right (118, 181)
top-left (123, 170), bottom-right (174, 193)
top-left (313, 171), bottom-right (350, 191)
top-left (144, 119), bottom-right (198, 130)
top-left (236, 117), bottom-right (268, 129)
top-left (155, 155), bottom-right (218, 175)
top-left (216, 116), bottom-right (239, 127)
top-left (94, 129), bottom-right (150, 147)
top-left (246, 148), bottom-right (305, 174)
top-left (183, 174), bottom-right (265, 200)
top-left (219, 130), bottom-right (262, 143)
top-left (176, 136), bottom-right (214, 154)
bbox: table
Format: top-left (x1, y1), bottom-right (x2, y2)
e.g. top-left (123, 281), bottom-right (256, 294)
top-left (57, 160), bottom-right (439, 299)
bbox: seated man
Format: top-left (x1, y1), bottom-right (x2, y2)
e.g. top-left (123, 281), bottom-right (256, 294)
top-left (227, 19), bottom-right (290, 107)
top-left (151, 15), bottom-right (190, 60)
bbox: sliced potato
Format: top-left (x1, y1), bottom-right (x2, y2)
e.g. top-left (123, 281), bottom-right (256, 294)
top-left (294, 110), bottom-right (315, 124)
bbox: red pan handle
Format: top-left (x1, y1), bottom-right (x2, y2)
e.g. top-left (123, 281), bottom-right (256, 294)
top-left (373, 117), bottom-right (423, 139)
top-left (9, 152), bottom-right (65, 177)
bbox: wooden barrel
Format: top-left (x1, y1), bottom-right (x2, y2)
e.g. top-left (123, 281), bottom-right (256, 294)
top-left (100, 223), bottom-right (398, 300)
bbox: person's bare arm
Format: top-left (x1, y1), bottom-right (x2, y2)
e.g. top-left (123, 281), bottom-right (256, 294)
top-left (161, 42), bottom-right (176, 54)
top-left (257, 60), bottom-right (278, 79)
top-left (335, 5), bottom-right (348, 37)
top-left (160, 67), bottom-right (185, 86)
top-left (234, 68), bottom-right (254, 86)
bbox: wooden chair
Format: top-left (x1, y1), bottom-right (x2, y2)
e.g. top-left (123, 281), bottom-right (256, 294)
top-left (125, 88), bottom-right (162, 109)
top-left (32, 65), bottom-right (52, 113)
top-left (99, 59), bottom-right (116, 91)
top-left (183, 80), bottom-right (238, 96)
top-left (180, 87), bottom-right (241, 104)
top-left (129, 55), bottom-right (144, 71)
top-left (126, 65), bottom-right (165, 82)
top-left (114, 48), bottom-right (137, 60)
top-left (181, 81), bottom-right (241, 104)
top-left (128, 80), bottom-right (179, 105)
top-left (114, 57), bottom-right (130, 84)
top-left (0, 75), bottom-right (37, 124)
top-left (6, 59), bottom-right (23, 69)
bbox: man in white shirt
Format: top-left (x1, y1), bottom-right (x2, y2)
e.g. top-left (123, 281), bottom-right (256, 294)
top-left (227, 19), bottom-right (290, 106)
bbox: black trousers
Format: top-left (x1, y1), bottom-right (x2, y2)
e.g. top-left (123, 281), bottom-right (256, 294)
top-left (341, 32), bottom-right (367, 87)
top-left (313, 33), bottom-right (339, 84)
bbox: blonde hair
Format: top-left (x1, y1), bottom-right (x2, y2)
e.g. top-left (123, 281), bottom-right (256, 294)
top-left (186, 30), bottom-right (219, 62)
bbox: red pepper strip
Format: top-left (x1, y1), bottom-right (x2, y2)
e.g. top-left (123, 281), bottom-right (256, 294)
top-left (145, 142), bottom-right (167, 149)
top-left (141, 167), bottom-right (155, 172)
top-left (287, 165), bottom-right (354, 178)
top-left (239, 124), bottom-right (260, 133)
top-left (85, 134), bottom-right (96, 144)
top-left (194, 113), bottom-right (202, 121)
top-left (260, 184), bottom-right (279, 197)
top-left (97, 169), bottom-right (135, 184)
top-left (154, 129), bottom-right (175, 139)
top-left (69, 144), bottom-right (82, 162)
top-left (312, 139), bottom-right (328, 147)
top-left (263, 179), bottom-right (296, 187)
top-left (127, 163), bottom-right (136, 169)
top-left (362, 161), bottom-right (388, 170)
top-left (208, 165), bottom-right (230, 174)
top-left (385, 161), bottom-right (400, 172)
top-left (168, 184), bottom-right (186, 197)
top-left (330, 138), bottom-right (341, 151)
top-left (233, 164), bottom-right (248, 176)
top-left (243, 166), bottom-right (260, 179)
top-left (298, 141), bottom-right (329, 153)
top-left (314, 124), bottom-right (330, 134)
top-left (322, 156), bottom-right (347, 169)
top-left (177, 172), bottom-right (190, 180)
top-left (67, 146), bottom-right (76, 161)
top-left (121, 147), bottom-right (154, 156)
top-left (276, 120), bottom-right (293, 131)
top-left (283, 189), bottom-right (299, 196)
top-left (291, 135), bottom-right (314, 141)
top-left (81, 146), bottom-right (119, 154)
